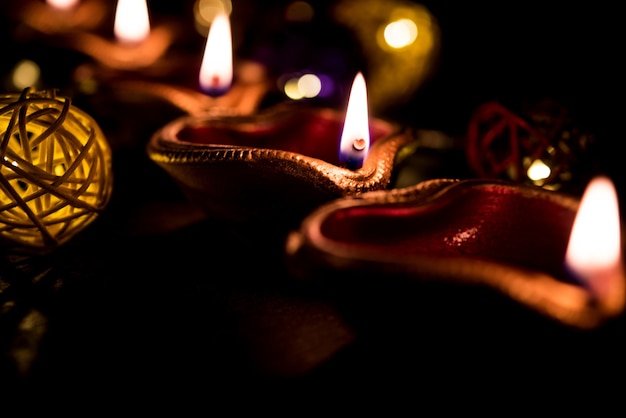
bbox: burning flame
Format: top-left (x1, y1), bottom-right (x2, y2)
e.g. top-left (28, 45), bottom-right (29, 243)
top-left (565, 175), bottom-right (624, 311)
top-left (47, 0), bottom-right (79, 10)
top-left (199, 11), bottom-right (233, 96)
top-left (114, 0), bottom-right (151, 44)
top-left (339, 72), bottom-right (370, 169)
top-left (566, 176), bottom-right (622, 277)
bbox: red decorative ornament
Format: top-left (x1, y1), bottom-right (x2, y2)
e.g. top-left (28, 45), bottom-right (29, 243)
top-left (466, 99), bottom-right (596, 191)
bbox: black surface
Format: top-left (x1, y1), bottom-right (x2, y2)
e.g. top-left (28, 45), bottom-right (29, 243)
top-left (1, 0), bottom-right (625, 413)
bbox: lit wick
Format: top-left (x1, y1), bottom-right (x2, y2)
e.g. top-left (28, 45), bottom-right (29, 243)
top-left (352, 138), bottom-right (367, 151)
top-left (114, 0), bottom-right (151, 45)
top-left (199, 11), bottom-right (233, 97)
top-left (339, 72), bottom-right (370, 170)
top-left (565, 175), bottom-right (625, 315)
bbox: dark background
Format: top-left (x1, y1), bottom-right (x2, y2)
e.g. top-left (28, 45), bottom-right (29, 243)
top-left (1, 0), bottom-right (624, 413)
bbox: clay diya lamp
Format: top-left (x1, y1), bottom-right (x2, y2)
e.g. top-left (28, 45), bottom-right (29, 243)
top-left (65, 0), bottom-right (177, 73)
top-left (285, 177), bottom-right (625, 329)
top-left (13, 0), bottom-right (108, 36)
top-left (146, 101), bottom-right (413, 242)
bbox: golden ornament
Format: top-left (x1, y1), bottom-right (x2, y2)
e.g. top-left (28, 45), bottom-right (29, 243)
top-left (0, 87), bottom-right (113, 250)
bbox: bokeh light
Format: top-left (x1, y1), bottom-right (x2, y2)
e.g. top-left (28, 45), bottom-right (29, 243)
top-left (194, 0), bottom-right (232, 36)
top-left (526, 159), bottom-right (551, 183)
top-left (285, 1), bottom-right (314, 23)
top-left (10, 60), bottom-right (41, 91)
top-left (332, 0), bottom-right (440, 114)
top-left (383, 18), bottom-right (418, 49)
top-left (282, 73), bottom-right (323, 100)
top-left (297, 74), bottom-right (321, 98)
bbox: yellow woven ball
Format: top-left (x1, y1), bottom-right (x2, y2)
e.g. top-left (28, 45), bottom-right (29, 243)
top-left (0, 87), bottom-right (113, 250)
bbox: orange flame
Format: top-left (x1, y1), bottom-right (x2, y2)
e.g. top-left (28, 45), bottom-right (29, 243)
top-left (46, 0), bottom-right (80, 10)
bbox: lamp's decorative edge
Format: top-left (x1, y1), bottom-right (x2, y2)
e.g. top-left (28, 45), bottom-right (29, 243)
top-left (146, 104), bottom-right (414, 231)
top-left (148, 123), bottom-right (412, 195)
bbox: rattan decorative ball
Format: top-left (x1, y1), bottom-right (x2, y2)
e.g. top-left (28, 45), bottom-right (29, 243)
top-left (0, 87), bottom-right (113, 250)
top-left (466, 99), bottom-right (597, 193)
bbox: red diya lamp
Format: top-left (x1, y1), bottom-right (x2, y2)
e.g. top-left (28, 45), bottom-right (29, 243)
top-left (285, 176), bottom-right (625, 329)
top-left (109, 9), bottom-right (270, 116)
top-left (145, 10), bottom-right (414, 243)
top-left (14, 0), bottom-right (107, 36)
top-left (147, 70), bottom-right (413, 241)
top-left (63, 0), bottom-right (176, 72)
top-left (13, 0), bottom-right (177, 74)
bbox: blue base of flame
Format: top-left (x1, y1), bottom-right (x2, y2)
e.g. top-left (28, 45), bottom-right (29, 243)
top-left (201, 85), bottom-right (231, 98)
top-left (340, 154), bottom-right (365, 171)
